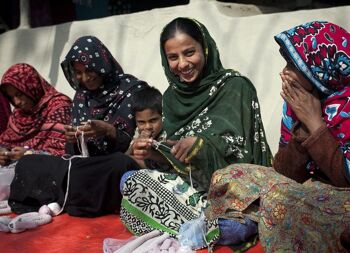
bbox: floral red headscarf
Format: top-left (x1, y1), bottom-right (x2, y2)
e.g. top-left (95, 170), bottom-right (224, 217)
top-left (0, 63), bottom-right (72, 155)
top-left (275, 21), bottom-right (350, 177)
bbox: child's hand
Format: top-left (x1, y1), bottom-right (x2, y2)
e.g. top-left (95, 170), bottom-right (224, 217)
top-left (132, 138), bottom-right (153, 160)
top-left (139, 129), bottom-right (152, 139)
top-left (9, 147), bottom-right (27, 161)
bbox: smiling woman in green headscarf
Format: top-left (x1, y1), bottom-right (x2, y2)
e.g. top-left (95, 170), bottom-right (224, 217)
top-left (120, 17), bottom-right (272, 249)
top-left (159, 18), bottom-right (271, 183)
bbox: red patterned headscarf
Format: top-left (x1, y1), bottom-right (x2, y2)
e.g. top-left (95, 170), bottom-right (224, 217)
top-left (0, 63), bottom-right (72, 155)
top-left (275, 21), bottom-right (350, 177)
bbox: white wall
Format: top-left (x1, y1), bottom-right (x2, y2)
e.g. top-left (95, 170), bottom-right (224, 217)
top-left (1, 1), bottom-right (349, 154)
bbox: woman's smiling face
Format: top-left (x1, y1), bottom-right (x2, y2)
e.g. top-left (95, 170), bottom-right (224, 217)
top-left (164, 32), bottom-right (205, 84)
top-left (73, 61), bottom-right (104, 91)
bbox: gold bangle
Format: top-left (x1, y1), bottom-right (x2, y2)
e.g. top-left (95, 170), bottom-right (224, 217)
top-left (186, 138), bottom-right (204, 161)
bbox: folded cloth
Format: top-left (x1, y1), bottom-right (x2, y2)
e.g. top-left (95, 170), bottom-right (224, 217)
top-left (217, 218), bottom-right (258, 245)
top-left (0, 165), bottom-right (15, 201)
top-left (8, 212), bottom-right (52, 233)
top-left (103, 237), bottom-right (136, 253)
top-left (0, 216), bottom-right (12, 232)
top-left (107, 230), bottom-right (193, 253)
top-left (0, 200), bottom-right (11, 214)
top-left (114, 230), bottom-right (161, 253)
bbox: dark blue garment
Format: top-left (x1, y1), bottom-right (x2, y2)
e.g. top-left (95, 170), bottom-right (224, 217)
top-left (218, 218), bottom-right (258, 245)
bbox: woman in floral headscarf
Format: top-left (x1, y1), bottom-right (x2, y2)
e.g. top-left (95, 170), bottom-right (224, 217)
top-left (61, 36), bottom-right (148, 156)
top-left (206, 21), bottom-right (350, 252)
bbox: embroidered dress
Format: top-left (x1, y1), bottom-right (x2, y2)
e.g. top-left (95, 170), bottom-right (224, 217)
top-left (61, 36), bottom-right (147, 156)
top-left (206, 21), bottom-right (350, 252)
top-left (120, 18), bottom-right (272, 249)
top-left (206, 163), bottom-right (350, 253)
top-left (0, 63), bottom-right (72, 155)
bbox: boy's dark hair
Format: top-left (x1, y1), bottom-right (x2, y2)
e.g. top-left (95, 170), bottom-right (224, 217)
top-left (131, 86), bottom-right (162, 115)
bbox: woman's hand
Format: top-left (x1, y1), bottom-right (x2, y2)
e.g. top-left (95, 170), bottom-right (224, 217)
top-left (78, 120), bottom-right (116, 140)
top-left (0, 148), bottom-right (10, 166)
top-left (280, 73), bottom-right (324, 133)
top-left (64, 125), bottom-right (78, 143)
top-left (170, 136), bottom-right (197, 163)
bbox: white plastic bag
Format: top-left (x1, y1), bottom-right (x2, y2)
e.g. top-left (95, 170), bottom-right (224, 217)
top-left (178, 213), bottom-right (207, 250)
top-left (0, 165), bottom-right (15, 201)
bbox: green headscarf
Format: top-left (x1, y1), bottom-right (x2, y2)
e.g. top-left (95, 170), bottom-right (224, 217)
top-left (159, 17), bottom-right (272, 187)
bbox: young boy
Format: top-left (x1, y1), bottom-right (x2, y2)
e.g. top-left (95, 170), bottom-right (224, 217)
top-left (127, 86), bottom-right (163, 168)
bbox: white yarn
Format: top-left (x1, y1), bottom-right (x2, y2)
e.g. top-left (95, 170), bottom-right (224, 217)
top-left (188, 165), bottom-right (194, 190)
top-left (56, 155), bottom-right (84, 215)
top-left (47, 203), bottom-right (61, 216)
top-left (75, 128), bottom-right (89, 158)
top-left (80, 131), bottom-right (90, 157)
top-left (48, 122), bottom-right (91, 215)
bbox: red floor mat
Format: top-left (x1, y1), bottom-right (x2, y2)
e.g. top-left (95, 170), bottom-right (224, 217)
top-left (0, 213), bottom-right (263, 253)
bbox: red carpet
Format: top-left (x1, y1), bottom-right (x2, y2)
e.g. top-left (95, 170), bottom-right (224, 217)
top-left (0, 213), bottom-right (264, 253)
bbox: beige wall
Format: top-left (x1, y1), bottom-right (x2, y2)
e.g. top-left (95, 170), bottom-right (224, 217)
top-left (0, 1), bottom-right (349, 154)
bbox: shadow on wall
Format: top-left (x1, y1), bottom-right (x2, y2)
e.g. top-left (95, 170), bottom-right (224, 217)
top-left (0, 0), bottom-right (190, 35)
top-left (49, 22), bottom-right (73, 87)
